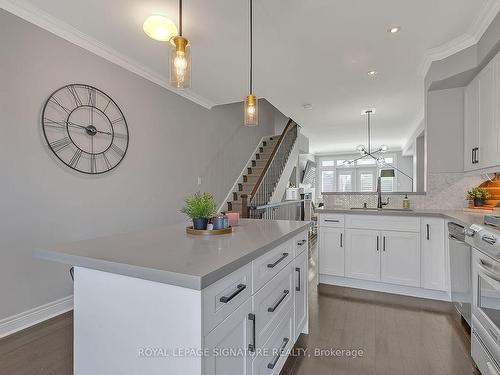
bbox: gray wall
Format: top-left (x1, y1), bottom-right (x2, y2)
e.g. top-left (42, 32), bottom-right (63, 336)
top-left (426, 88), bottom-right (465, 173)
top-left (0, 11), bottom-right (277, 320)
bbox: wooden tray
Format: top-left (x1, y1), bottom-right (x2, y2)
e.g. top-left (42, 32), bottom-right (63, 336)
top-left (186, 226), bottom-right (233, 235)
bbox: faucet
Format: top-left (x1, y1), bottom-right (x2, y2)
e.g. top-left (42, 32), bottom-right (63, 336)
top-left (376, 177), bottom-right (390, 209)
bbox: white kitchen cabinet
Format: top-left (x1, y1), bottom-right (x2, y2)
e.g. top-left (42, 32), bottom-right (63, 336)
top-left (380, 231), bottom-right (421, 287)
top-left (205, 299), bottom-right (252, 375)
top-left (478, 63), bottom-right (496, 169)
top-left (421, 218), bottom-right (447, 291)
top-left (319, 227), bottom-right (344, 277)
top-left (345, 229), bottom-right (380, 281)
top-left (464, 75), bottom-right (480, 171)
top-left (294, 251), bottom-right (308, 341)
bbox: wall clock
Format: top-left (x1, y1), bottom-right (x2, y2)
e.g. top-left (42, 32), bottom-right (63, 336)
top-left (42, 84), bottom-right (129, 174)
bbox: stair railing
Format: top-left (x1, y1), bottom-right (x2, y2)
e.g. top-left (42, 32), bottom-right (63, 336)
top-left (241, 119), bottom-right (299, 217)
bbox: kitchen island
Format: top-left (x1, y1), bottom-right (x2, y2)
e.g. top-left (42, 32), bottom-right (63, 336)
top-left (36, 219), bottom-right (311, 375)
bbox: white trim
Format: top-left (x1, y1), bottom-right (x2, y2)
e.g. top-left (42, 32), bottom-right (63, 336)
top-left (0, 0), bottom-right (216, 109)
top-left (319, 274), bottom-right (451, 301)
top-left (0, 295), bottom-right (73, 338)
top-left (418, 0), bottom-right (500, 77)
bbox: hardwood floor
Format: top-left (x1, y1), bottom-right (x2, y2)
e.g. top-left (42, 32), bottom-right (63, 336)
top-left (0, 234), bottom-right (478, 375)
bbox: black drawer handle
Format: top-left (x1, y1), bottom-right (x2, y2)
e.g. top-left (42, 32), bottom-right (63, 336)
top-left (295, 267), bottom-right (301, 291)
top-left (297, 239), bottom-right (306, 246)
top-left (324, 219), bottom-right (340, 223)
top-left (219, 284), bottom-right (246, 303)
top-left (268, 289), bottom-right (289, 312)
top-left (267, 337), bottom-right (290, 369)
top-left (248, 313), bottom-right (256, 352)
top-left (267, 253), bottom-right (289, 268)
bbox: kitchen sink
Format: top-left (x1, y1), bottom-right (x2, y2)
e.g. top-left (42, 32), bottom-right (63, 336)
top-left (350, 207), bottom-right (413, 212)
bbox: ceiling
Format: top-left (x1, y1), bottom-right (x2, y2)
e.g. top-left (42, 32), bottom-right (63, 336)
top-left (6, 0), bottom-right (498, 154)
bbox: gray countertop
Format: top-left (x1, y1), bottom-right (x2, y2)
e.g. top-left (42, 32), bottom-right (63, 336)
top-left (315, 208), bottom-right (486, 227)
top-left (35, 219), bottom-right (311, 290)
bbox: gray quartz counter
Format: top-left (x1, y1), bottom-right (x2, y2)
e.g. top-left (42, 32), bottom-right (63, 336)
top-left (316, 208), bottom-right (486, 227)
top-left (35, 219), bottom-right (311, 290)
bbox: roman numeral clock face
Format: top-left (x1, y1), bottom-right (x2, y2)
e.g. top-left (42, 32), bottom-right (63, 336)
top-left (42, 84), bottom-right (129, 174)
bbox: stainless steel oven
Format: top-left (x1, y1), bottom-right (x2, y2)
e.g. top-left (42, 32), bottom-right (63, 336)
top-left (467, 223), bottom-right (500, 374)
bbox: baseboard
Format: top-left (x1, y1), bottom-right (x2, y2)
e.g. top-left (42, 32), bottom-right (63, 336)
top-left (0, 295), bottom-right (73, 338)
top-left (318, 274), bottom-right (451, 302)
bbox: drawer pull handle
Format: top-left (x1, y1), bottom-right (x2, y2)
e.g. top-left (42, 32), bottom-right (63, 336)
top-left (297, 239), bottom-right (306, 246)
top-left (383, 236), bottom-right (386, 252)
top-left (324, 219), bottom-right (340, 223)
top-left (267, 253), bottom-right (289, 268)
top-left (248, 313), bottom-right (256, 352)
top-left (267, 337), bottom-right (290, 369)
top-left (219, 284), bottom-right (246, 303)
top-left (268, 290), bottom-right (289, 312)
top-left (295, 267), bottom-right (301, 291)
top-left (426, 223), bottom-right (430, 240)
top-left (376, 236), bottom-right (379, 252)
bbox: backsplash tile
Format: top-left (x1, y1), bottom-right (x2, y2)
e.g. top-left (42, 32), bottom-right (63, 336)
top-left (323, 172), bottom-right (486, 210)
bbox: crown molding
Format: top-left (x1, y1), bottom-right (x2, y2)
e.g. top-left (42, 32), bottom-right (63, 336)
top-left (418, 0), bottom-right (500, 77)
top-left (0, 0), bottom-right (216, 109)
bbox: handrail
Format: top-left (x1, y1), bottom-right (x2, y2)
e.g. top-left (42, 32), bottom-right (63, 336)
top-left (249, 119), bottom-right (296, 200)
top-left (253, 199), bottom-right (311, 210)
top-left (248, 198), bottom-right (311, 221)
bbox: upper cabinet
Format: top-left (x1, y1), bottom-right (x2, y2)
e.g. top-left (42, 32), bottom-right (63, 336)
top-left (464, 52), bottom-right (500, 171)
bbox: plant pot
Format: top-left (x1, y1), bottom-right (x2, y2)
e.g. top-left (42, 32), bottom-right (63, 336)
top-left (474, 198), bottom-right (485, 207)
top-left (192, 218), bottom-right (208, 230)
top-left (212, 217), bottom-right (225, 230)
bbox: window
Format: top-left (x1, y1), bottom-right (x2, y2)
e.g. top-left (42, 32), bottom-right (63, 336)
top-left (337, 170), bottom-right (353, 192)
top-left (357, 158), bottom-right (376, 165)
top-left (321, 160), bottom-right (335, 167)
top-left (380, 177), bottom-right (394, 192)
top-left (358, 170), bottom-right (375, 192)
top-left (321, 171), bottom-right (335, 192)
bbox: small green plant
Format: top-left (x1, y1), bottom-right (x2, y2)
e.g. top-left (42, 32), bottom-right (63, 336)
top-left (467, 187), bottom-right (490, 200)
top-left (181, 192), bottom-right (217, 219)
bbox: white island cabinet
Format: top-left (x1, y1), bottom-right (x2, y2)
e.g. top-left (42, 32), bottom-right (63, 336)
top-left (36, 219), bottom-right (310, 375)
top-left (318, 211), bottom-right (449, 301)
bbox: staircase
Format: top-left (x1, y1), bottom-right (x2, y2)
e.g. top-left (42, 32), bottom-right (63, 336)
top-left (227, 119), bottom-right (299, 217)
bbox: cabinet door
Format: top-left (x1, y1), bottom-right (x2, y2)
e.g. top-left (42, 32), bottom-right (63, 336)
top-left (294, 251), bottom-right (308, 341)
top-left (319, 227), bottom-right (344, 276)
top-left (478, 63), bottom-right (496, 169)
top-left (380, 231), bottom-right (421, 287)
top-left (495, 55), bottom-right (500, 166)
top-left (421, 218), bottom-right (447, 291)
top-left (345, 229), bottom-right (380, 281)
top-left (204, 299), bottom-right (252, 375)
top-left (464, 76), bottom-right (480, 171)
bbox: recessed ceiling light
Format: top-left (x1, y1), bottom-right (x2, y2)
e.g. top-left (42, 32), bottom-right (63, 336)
top-left (143, 15), bottom-right (178, 42)
top-left (388, 26), bottom-right (401, 34)
top-left (303, 104), bottom-right (313, 110)
top-left (367, 70), bottom-right (377, 76)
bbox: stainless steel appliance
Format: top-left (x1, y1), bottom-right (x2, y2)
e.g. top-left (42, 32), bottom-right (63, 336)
top-left (466, 221), bottom-right (500, 374)
top-left (448, 222), bottom-right (471, 326)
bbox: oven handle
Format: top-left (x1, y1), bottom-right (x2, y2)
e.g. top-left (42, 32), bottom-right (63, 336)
top-left (477, 259), bottom-right (500, 287)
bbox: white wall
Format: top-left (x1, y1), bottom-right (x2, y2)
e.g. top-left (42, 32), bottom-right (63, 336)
top-left (0, 11), bottom-right (277, 321)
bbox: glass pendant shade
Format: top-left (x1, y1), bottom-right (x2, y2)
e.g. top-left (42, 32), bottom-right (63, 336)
top-left (169, 36), bottom-right (191, 89)
top-left (244, 94), bottom-right (258, 126)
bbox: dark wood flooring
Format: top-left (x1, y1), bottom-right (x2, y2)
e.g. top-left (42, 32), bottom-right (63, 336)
top-left (0, 233), bottom-right (478, 375)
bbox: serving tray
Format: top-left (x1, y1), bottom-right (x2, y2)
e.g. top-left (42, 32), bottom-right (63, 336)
top-left (186, 226), bottom-right (233, 235)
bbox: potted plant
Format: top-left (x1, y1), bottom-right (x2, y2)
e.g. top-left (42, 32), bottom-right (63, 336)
top-left (467, 187), bottom-right (491, 207)
top-left (181, 192), bottom-right (217, 230)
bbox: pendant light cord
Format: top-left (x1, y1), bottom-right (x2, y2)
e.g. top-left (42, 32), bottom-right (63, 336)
top-left (249, 0), bottom-right (253, 95)
top-left (367, 111), bottom-right (371, 154)
top-left (179, 0), bottom-right (183, 36)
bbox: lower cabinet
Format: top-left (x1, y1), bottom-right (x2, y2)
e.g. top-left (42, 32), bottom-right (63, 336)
top-left (204, 299), bottom-right (253, 375)
top-left (380, 231), bottom-right (421, 287)
top-left (421, 218), bottom-right (447, 291)
top-left (319, 227), bottom-right (345, 276)
top-left (294, 251), bottom-right (308, 340)
top-left (345, 229), bottom-right (380, 281)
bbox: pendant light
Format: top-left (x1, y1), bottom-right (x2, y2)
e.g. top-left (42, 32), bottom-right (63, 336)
top-left (244, 0), bottom-right (258, 126)
top-left (170, 0), bottom-right (191, 89)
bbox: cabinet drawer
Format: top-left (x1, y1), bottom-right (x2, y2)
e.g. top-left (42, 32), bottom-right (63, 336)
top-left (253, 241), bottom-right (293, 293)
top-left (203, 263), bottom-right (252, 335)
top-left (253, 263), bottom-right (293, 348)
top-left (346, 214), bottom-right (420, 232)
top-left (252, 306), bottom-right (294, 375)
top-left (319, 214), bottom-right (345, 228)
top-left (293, 231), bottom-right (308, 257)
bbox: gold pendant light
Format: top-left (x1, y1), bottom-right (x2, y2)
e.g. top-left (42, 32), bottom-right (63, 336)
top-left (170, 0), bottom-right (191, 89)
top-left (244, 0), bottom-right (258, 126)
